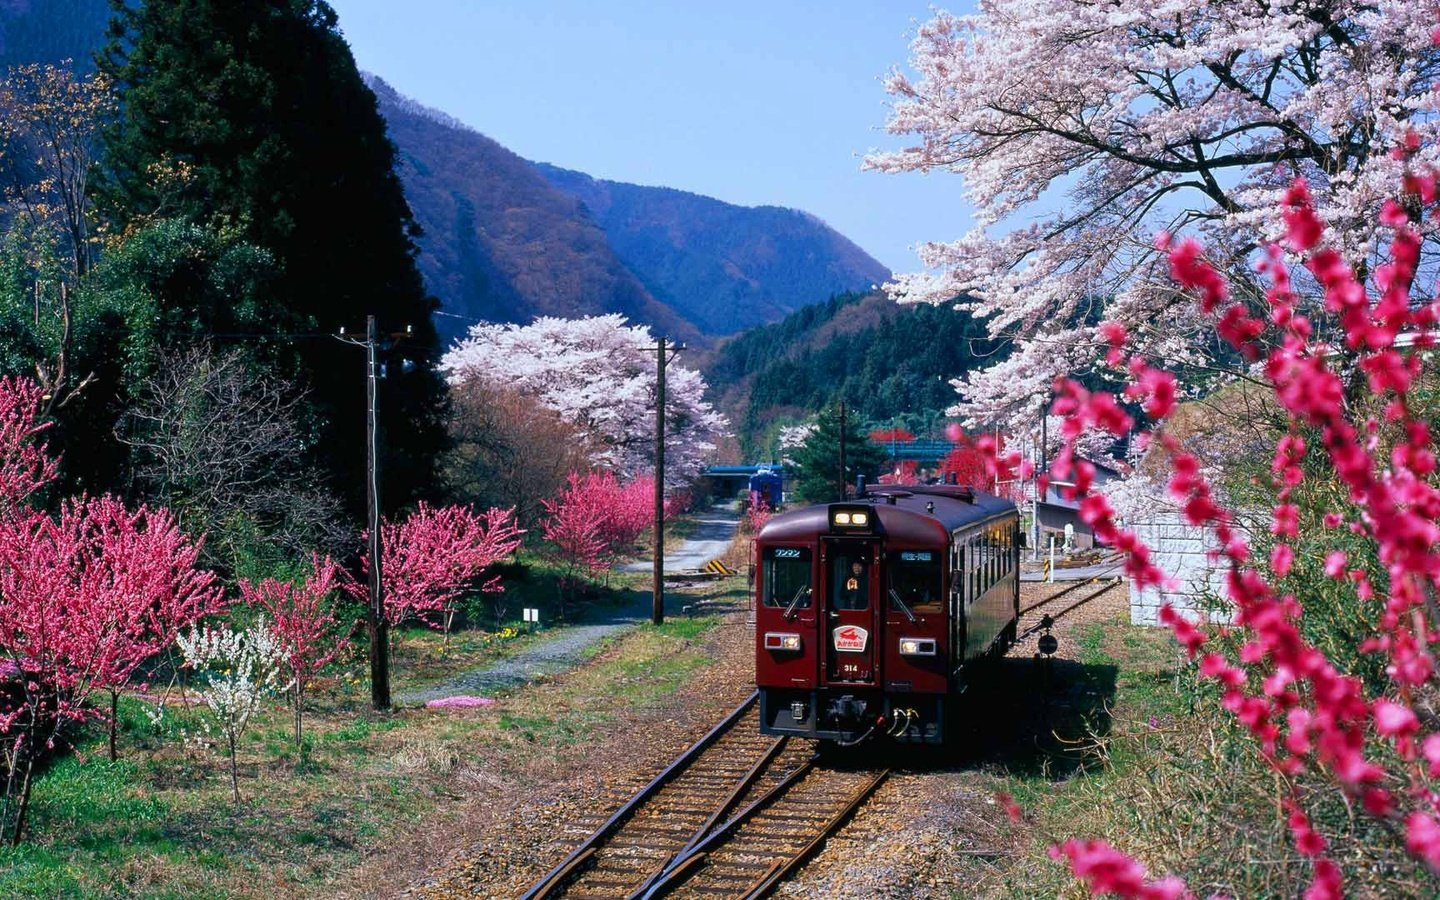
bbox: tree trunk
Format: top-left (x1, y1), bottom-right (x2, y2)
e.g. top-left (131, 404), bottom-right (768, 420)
top-left (443, 607), bottom-right (455, 648)
top-left (108, 690), bottom-right (118, 762)
top-left (0, 748), bottom-right (19, 842)
top-left (293, 682), bottom-right (304, 749)
top-left (227, 730), bottom-right (240, 804)
top-left (10, 755), bottom-right (33, 846)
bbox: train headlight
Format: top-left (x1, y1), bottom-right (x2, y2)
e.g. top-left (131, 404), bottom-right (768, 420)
top-left (764, 632), bottom-right (803, 651)
top-left (899, 637), bottom-right (937, 656)
top-left (829, 505), bottom-right (872, 530)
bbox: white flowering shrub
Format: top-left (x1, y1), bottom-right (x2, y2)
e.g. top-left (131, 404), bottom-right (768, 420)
top-left (177, 620), bottom-right (290, 801)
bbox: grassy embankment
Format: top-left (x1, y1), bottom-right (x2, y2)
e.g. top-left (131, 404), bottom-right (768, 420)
top-left (950, 606), bottom-right (1426, 898)
top-left (0, 550), bottom-right (741, 899)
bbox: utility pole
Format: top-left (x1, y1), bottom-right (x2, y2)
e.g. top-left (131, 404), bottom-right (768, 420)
top-left (837, 400), bottom-right (847, 500)
top-left (1037, 403), bottom-right (1049, 560)
top-left (647, 336), bottom-right (686, 626)
top-left (365, 315), bottom-right (390, 711)
top-left (653, 336), bottom-right (667, 626)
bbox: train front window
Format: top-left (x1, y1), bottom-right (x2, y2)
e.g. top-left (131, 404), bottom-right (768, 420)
top-left (762, 547), bottom-right (812, 612)
top-left (890, 550), bottom-right (943, 614)
top-left (830, 552), bottom-right (870, 610)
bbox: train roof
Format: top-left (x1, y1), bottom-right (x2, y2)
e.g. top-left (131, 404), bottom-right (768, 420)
top-left (757, 484), bottom-right (1017, 545)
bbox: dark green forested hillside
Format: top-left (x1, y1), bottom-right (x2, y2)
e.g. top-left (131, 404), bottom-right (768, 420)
top-left (0, 0), bottom-right (110, 69)
top-left (704, 291), bottom-right (1002, 457)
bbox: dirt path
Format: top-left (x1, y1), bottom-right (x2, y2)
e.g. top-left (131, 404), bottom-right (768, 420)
top-left (400, 506), bottom-right (742, 705)
top-left (617, 504), bottom-right (741, 573)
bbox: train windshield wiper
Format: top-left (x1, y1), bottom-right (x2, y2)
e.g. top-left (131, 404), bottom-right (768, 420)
top-left (783, 585), bottom-right (810, 620)
top-left (889, 588), bottom-right (918, 623)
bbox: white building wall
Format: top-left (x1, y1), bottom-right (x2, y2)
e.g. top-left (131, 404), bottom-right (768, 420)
top-left (1129, 514), bottom-right (1228, 626)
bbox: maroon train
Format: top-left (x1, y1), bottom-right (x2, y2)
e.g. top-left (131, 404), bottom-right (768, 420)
top-left (753, 483), bottom-right (1020, 745)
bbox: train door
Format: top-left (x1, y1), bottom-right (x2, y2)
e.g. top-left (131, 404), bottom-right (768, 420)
top-left (821, 540), bottom-right (880, 685)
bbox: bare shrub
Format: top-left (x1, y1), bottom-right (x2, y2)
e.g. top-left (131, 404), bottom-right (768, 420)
top-left (442, 380), bottom-right (593, 528)
top-left (120, 347), bottom-right (349, 576)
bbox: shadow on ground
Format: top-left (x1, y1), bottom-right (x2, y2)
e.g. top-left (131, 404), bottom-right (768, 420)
top-left (824, 655), bottom-right (1118, 780)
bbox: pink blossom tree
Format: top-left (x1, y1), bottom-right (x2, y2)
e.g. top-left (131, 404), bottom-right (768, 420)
top-left (0, 377), bottom-right (55, 514)
top-left (0, 496), bottom-right (222, 839)
top-left (598, 473), bottom-right (653, 557)
top-left (1034, 164), bottom-right (1440, 895)
top-left (542, 473), bottom-right (611, 614)
top-left (241, 553), bottom-right (346, 748)
top-left (354, 503), bottom-right (524, 634)
top-left (439, 315), bottom-right (728, 482)
top-left (869, 2), bottom-right (1440, 431)
top-left (745, 490), bottom-right (772, 534)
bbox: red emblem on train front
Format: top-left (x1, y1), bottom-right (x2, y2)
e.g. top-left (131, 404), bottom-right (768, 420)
top-left (833, 625), bottom-right (869, 653)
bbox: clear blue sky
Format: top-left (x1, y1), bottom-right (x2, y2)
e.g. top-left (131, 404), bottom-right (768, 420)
top-left (324, 1), bottom-right (977, 275)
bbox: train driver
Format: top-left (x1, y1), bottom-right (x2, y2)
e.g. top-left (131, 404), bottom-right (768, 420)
top-left (835, 559), bottom-right (869, 610)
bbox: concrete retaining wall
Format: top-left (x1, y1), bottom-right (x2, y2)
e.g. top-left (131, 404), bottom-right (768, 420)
top-left (1129, 514), bottom-right (1228, 626)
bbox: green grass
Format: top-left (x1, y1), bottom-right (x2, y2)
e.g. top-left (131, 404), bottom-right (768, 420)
top-left (0, 575), bottom-right (738, 898)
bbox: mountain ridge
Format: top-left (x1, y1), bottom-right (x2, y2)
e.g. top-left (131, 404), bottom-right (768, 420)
top-left (0, 3), bottom-right (892, 345)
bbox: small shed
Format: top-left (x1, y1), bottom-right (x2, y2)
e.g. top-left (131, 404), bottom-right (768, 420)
top-left (1038, 457), bottom-right (1125, 551)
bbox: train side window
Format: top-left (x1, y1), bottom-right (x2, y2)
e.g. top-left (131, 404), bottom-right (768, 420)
top-left (762, 547), bottom-right (812, 609)
top-left (982, 531), bottom-right (991, 589)
top-left (970, 535), bottom-right (980, 599)
top-left (890, 550), bottom-right (943, 614)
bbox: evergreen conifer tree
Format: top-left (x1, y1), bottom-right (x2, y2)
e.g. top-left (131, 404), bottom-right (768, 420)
top-left (95, 0), bottom-right (445, 511)
top-left (789, 404), bottom-right (888, 502)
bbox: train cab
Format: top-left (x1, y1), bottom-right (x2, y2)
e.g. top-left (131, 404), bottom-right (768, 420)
top-left (754, 485), bottom-right (1019, 745)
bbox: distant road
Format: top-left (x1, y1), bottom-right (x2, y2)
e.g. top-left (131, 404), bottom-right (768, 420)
top-left (618, 504), bottom-right (741, 573)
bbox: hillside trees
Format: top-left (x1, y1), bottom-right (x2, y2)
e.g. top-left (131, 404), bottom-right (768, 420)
top-left (96, 0), bottom-right (446, 512)
top-left (870, 2), bottom-right (1440, 430)
top-left (441, 315), bottom-right (728, 482)
top-left (704, 291), bottom-right (998, 456)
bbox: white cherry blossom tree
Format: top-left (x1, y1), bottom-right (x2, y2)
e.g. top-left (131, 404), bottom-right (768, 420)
top-left (869, 1), bottom-right (1440, 429)
top-left (440, 315), bottom-right (728, 483)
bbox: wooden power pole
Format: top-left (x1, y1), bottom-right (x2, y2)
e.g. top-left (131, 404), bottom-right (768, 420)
top-left (837, 400), bottom-right (848, 500)
top-left (365, 315), bottom-right (391, 710)
top-left (653, 337), bottom-right (668, 626)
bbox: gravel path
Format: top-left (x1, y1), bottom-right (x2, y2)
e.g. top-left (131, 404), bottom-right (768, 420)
top-left (617, 504), bottom-right (741, 573)
top-left (399, 508), bottom-right (742, 705)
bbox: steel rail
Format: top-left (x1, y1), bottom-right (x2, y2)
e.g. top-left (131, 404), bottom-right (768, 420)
top-left (1019, 580), bottom-right (1118, 641)
top-left (519, 690), bottom-right (759, 900)
top-left (738, 768), bottom-right (891, 900)
top-left (626, 736), bottom-right (789, 899)
top-left (1019, 564), bottom-right (1124, 617)
top-left (637, 754), bottom-right (820, 899)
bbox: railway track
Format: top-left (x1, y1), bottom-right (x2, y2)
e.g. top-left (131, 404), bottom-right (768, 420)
top-left (1019, 564), bottom-right (1123, 618)
top-left (521, 692), bottom-right (888, 899)
top-left (1018, 575), bottom-right (1121, 641)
